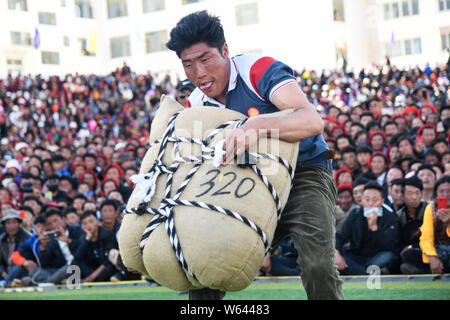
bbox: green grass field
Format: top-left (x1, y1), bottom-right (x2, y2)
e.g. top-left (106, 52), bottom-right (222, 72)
top-left (1, 279), bottom-right (449, 300)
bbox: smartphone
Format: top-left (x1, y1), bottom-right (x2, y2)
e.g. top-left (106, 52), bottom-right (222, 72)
top-left (416, 135), bottom-right (424, 145)
top-left (45, 230), bottom-right (61, 240)
top-left (436, 196), bottom-right (447, 210)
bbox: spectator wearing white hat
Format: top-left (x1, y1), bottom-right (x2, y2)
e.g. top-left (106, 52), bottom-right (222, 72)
top-left (0, 208), bottom-right (32, 286)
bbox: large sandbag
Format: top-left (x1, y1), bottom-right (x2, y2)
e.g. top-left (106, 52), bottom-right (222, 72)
top-left (118, 95), bottom-right (299, 292)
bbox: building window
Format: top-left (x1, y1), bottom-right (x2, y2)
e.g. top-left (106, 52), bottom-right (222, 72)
top-left (404, 39), bottom-right (412, 55)
top-left (413, 38), bottom-right (422, 54)
top-left (392, 3), bottom-right (400, 18)
top-left (107, 0), bottom-right (128, 18)
top-left (143, 0), bottom-right (165, 12)
top-left (442, 31), bottom-right (450, 50)
top-left (39, 12), bottom-right (57, 25)
top-left (401, 1), bottom-right (410, 16)
top-left (411, 0), bottom-right (419, 14)
top-left (236, 2), bottom-right (259, 26)
top-left (8, 0), bottom-right (27, 11)
top-left (182, 0), bottom-right (203, 4)
top-left (333, 0), bottom-right (345, 21)
top-left (145, 30), bottom-right (168, 53)
top-left (110, 36), bottom-right (130, 58)
top-left (64, 36), bottom-right (70, 47)
top-left (78, 38), bottom-right (95, 56)
top-left (438, 0), bottom-right (450, 11)
top-left (10, 31), bottom-right (32, 46)
top-left (75, 0), bottom-right (94, 18)
top-left (6, 58), bottom-right (23, 75)
top-left (383, 4), bottom-right (391, 19)
top-left (41, 51), bottom-right (60, 65)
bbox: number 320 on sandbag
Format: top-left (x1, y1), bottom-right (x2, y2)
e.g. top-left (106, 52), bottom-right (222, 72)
top-left (196, 169), bottom-right (256, 199)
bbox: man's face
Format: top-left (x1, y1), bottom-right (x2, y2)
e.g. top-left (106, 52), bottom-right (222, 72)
top-left (4, 219), bottom-right (20, 236)
top-left (59, 179), bottom-right (72, 193)
top-left (353, 185), bottom-right (364, 206)
top-left (82, 215), bottom-right (99, 234)
top-left (386, 168), bottom-right (403, 185)
top-left (66, 213), bottom-right (80, 226)
top-left (403, 185), bottom-right (422, 208)
top-left (85, 157), bottom-right (96, 170)
top-left (362, 189), bottom-right (384, 208)
top-left (398, 139), bottom-right (413, 156)
top-left (337, 190), bottom-right (353, 212)
top-left (384, 124), bottom-right (398, 138)
top-left (371, 156), bottom-right (387, 175)
top-left (180, 42), bottom-right (230, 103)
top-left (357, 152), bottom-right (370, 166)
top-left (421, 128), bottom-right (436, 147)
top-left (390, 184), bottom-right (404, 207)
top-left (436, 182), bottom-right (450, 207)
top-left (434, 142), bottom-right (448, 154)
top-left (395, 118), bottom-right (407, 132)
top-left (417, 169), bottom-right (435, 190)
top-left (337, 138), bottom-right (349, 151)
top-left (343, 152), bottom-right (357, 169)
top-left (45, 214), bottom-right (65, 232)
top-left (371, 135), bottom-right (384, 151)
top-left (101, 205), bottom-right (117, 224)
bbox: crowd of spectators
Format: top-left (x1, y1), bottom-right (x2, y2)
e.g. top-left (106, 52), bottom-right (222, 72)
top-left (0, 57), bottom-right (449, 288)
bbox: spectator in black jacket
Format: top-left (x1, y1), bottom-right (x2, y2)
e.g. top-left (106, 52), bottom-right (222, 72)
top-left (73, 210), bottom-right (118, 282)
top-left (335, 181), bottom-right (401, 275)
top-left (28, 209), bottom-right (83, 285)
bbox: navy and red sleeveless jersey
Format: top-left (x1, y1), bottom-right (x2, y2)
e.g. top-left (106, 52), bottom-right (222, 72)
top-left (187, 54), bottom-right (329, 167)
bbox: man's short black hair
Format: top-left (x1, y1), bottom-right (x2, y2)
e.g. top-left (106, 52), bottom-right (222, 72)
top-left (434, 175), bottom-right (450, 198)
top-left (44, 208), bottom-right (62, 221)
top-left (166, 10), bottom-right (226, 58)
top-left (19, 205), bottom-right (35, 217)
top-left (356, 145), bottom-right (373, 155)
top-left (62, 206), bottom-right (77, 217)
top-left (22, 195), bottom-right (43, 207)
top-left (402, 175), bottom-right (423, 192)
top-left (100, 199), bottom-right (119, 212)
top-left (424, 148), bottom-right (442, 162)
top-left (80, 210), bottom-right (98, 221)
top-left (382, 121), bottom-right (397, 131)
top-left (432, 137), bottom-right (448, 147)
top-left (416, 164), bottom-right (436, 178)
top-left (341, 145), bottom-right (356, 155)
top-left (363, 180), bottom-right (383, 194)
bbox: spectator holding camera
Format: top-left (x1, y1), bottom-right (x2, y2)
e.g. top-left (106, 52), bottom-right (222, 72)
top-left (29, 208), bottom-right (83, 284)
top-left (335, 181), bottom-right (401, 275)
top-left (73, 210), bottom-right (118, 283)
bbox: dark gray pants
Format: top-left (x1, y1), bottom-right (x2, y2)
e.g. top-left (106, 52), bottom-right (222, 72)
top-left (272, 165), bottom-right (344, 300)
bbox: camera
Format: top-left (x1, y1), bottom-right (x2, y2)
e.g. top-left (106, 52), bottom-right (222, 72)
top-left (45, 230), bottom-right (61, 240)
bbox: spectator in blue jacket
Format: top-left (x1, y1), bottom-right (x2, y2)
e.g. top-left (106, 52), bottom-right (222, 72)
top-left (3, 215), bottom-right (46, 287)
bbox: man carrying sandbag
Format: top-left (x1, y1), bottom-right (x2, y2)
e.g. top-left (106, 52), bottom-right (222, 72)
top-left (166, 10), bottom-right (343, 300)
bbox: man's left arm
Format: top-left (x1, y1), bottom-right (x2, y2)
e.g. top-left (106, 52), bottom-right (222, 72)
top-left (224, 83), bottom-right (323, 164)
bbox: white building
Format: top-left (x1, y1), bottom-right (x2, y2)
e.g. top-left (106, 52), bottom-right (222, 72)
top-left (0, 0), bottom-right (449, 78)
